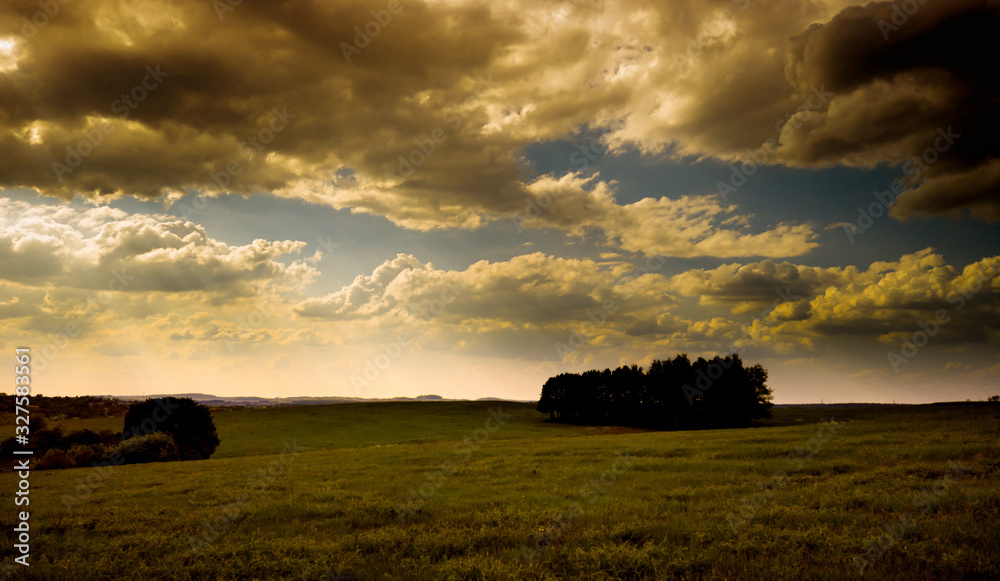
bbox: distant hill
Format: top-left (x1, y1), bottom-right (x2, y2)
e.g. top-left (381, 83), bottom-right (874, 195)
top-left (94, 393), bottom-right (527, 408)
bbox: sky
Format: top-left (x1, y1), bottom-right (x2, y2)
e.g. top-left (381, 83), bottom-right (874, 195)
top-left (0, 0), bottom-right (998, 404)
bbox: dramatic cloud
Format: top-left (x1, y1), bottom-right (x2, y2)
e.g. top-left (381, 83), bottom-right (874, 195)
top-left (295, 251), bottom-right (685, 359)
top-left (1, 0), bottom-right (997, 403)
top-left (518, 173), bottom-right (818, 258)
top-left (2, 0), bottom-right (993, 248)
top-left (0, 199), bottom-right (317, 296)
top-left (296, 251), bottom-right (675, 324)
top-left (758, 249), bottom-right (1000, 346)
top-left (778, 0), bottom-right (1000, 219)
top-left (294, 253), bottom-right (428, 320)
top-left (668, 260), bottom-right (844, 312)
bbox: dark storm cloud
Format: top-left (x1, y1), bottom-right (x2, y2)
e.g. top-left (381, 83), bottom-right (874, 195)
top-left (0, 0), bottom-right (995, 231)
top-left (780, 0), bottom-right (1000, 219)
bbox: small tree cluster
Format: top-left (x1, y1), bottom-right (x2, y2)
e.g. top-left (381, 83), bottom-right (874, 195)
top-left (537, 354), bottom-right (772, 430)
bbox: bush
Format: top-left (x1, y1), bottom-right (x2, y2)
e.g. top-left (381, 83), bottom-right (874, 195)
top-left (105, 433), bottom-right (180, 465)
top-left (67, 444), bottom-right (105, 468)
top-left (97, 429), bottom-right (119, 446)
top-left (60, 429), bottom-right (103, 449)
top-left (32, 426), bottom-right (66, 452)
top-left (35, 448), bottom-right (75, 471)
top-left (122, 397), bottom-right (220, 460)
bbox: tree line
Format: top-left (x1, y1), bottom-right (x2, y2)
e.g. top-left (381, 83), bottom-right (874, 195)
top-left (537, 354), bottom-right (773, 430)
top-left (0, 394), bottom-right (130, 423)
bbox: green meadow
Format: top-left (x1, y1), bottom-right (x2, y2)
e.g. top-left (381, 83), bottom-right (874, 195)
top-left (1, 401), bottom-right (998, 580)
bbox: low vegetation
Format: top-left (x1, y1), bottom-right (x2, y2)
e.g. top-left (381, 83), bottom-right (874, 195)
top-left (0, 401), bottom-right (996, 579)
top-left (1, 397), bottom-right (219, 471)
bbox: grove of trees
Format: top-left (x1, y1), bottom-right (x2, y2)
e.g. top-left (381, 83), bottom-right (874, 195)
top-left (537, 354), bottom-right (773, 430)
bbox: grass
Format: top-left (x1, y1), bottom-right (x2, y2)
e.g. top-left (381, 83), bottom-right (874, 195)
top-left (1, 401), bottom-right (998, 580)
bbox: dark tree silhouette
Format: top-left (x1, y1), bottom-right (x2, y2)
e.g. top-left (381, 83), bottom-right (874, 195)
top-left (537, 353), bottom-right (772, 430)
top-left (122, 397), bottom-right (220, 460)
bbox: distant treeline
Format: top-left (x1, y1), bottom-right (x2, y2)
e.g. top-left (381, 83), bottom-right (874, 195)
top-left (0, 394), bottom-right (129, 422)
top-left (537, 354), bottom-right (773, 430)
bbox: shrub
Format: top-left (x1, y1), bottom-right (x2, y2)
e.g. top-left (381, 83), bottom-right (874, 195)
top-left (60, 429), bottom-right (103, 449)
top-left (97, 429), bottom-right (120, 446)
top-left (36, 448), bottom-right (75, 471)
top-left (67, 444), bottom-right (104, 468)
top-left (32, 426), bottom-right (66, 452)
top-left (106, 433), bottom-right (180, 465)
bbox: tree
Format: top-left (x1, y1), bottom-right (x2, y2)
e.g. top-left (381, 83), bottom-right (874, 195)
top-left (122, 397), bottom-right (220, 460)
top-left (536, 353), bottom-right (773, 431)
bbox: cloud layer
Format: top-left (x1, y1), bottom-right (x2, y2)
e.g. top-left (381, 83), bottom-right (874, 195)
top-left (2, 0), bottom-right (995, 242)
top-left (0, 199), bottom-right (316, 296)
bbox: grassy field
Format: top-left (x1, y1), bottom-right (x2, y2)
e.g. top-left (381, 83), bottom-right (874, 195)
top-left (1, 401), bottom-right (998, 580)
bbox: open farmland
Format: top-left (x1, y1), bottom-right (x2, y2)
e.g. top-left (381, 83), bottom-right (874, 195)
top-left (1, 401), bottom-right (998, 580)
